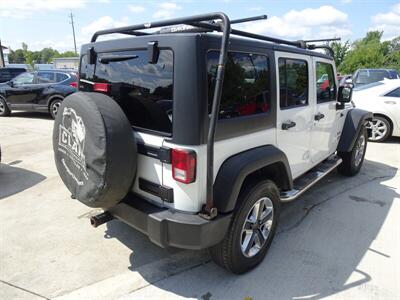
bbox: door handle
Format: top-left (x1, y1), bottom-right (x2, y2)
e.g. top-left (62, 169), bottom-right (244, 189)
top-left (281, 120), bottom-right (296, 130)
top-left (314, 113), bottom-right (325, 121)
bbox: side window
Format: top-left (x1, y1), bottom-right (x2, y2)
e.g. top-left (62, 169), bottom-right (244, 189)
top-left (13, 72), bottom-right (35, 85)
top-left (385, 88), bottom-right (400, 98)
top-left (37, 72), bottom-right (55, 84)
top-left (56, 73), bottom-right (69, 82)
top-left (316, 62), bottom-right (337, 103)
top-left (279, 58), bottom-right (308, 109)
top-left (208, 51), bottom-right (271, 119)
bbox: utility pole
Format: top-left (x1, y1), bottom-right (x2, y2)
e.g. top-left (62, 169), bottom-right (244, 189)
top-left (69, 12), bottom-right (77, 55)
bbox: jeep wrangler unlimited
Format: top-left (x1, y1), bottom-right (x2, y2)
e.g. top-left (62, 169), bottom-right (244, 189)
top-left (52, 13), bottom-right (372, 274)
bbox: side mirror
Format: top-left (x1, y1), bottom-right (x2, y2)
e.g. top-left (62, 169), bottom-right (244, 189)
top-left (7, 81), bottom-right (14, 87)
top-left (338, 86), bottom-right (352, 103)
top-left (345, 78), bottom-right (353, 84)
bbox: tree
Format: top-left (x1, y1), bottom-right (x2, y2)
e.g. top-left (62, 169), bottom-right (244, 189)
top-left (338, 31), bottom-right (389, 74)
top-left (330, 40), bottom-right (350, 70)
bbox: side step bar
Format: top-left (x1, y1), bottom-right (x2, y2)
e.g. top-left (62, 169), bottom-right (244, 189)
top-left (280, 155), bottom-right (342, 202)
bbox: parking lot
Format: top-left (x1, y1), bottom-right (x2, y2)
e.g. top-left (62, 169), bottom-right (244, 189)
top-left (0, 112), bottom-right (399, 300)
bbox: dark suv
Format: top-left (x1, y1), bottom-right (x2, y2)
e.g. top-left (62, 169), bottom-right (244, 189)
top-left (0, 70), bottom-right (77, 118)
top-left (0, 67), bottom-right (27, 83)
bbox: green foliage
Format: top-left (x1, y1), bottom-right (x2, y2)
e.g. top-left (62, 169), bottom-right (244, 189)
top-left (338, 31), bottom-right (400, 74)
top-left (8, 43), bottom-right (78, 65)
top-left (330, 40), bottom-right (350, 70)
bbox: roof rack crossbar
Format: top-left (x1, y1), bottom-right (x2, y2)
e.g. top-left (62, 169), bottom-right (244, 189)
top-left (230, 15), bottom-right (268, 24)
top-left (303, 38), bottom-right (341, 43)
top-left (184, 20), bottom-right (303, 48)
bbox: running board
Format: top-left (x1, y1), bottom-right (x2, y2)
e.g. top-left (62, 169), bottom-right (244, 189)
top-left (280, 155), bottom-right (342, 202)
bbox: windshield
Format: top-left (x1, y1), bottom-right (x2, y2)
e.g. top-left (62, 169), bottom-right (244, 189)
top-left (80, 49), bottom-right (174, 135)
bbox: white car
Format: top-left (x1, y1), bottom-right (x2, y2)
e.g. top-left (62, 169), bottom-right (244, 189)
top-left (352, 79), bottom-right (400, 142)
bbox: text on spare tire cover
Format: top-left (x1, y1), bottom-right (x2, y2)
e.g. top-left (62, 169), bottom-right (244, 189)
top-left (58, 107), bottom-right (88, 184)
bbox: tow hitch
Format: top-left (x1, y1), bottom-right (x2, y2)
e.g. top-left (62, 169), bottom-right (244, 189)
top-left (90, 211), bottom-right (114, 228)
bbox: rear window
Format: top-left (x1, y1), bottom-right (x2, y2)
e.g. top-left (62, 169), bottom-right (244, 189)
top-left (80, 49), bottom-right (174, 135)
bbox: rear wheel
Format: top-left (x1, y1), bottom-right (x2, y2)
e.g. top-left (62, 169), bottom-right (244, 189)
top-left (209, 180), bottom-right (280, 274)
top-left (338, 128), bottom-right (367, 176)
top-left (365, 116), bottom-right (391, 142)
top-left (0, 96), bottom-right (11, 117)
top-left (50, 98), bottom-right (63, 119)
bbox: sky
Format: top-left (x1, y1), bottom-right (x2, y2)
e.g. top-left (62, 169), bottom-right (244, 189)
top-left (1, 0), bottom-right (399, 53)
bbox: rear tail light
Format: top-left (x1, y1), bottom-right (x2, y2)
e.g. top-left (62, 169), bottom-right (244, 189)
top-left (172, 149), bottom-right (196, 184)
top-left (69, 81), bottom-right (78, 88)
top-left (93, 82), bottom-right (110, 93)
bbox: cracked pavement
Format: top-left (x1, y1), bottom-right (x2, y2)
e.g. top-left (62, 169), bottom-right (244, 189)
top-left (1, 113), bottom-right (399, 300)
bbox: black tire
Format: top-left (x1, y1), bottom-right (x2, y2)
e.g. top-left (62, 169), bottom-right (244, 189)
top-left (50, 98), bottom-right (63, 119)
top-left (338, 128), bottom-right (367, 176)
top-left (53, 92), bottom-right (137, 209)
top-left (0, 96), bottom-right (11, 117)
top-left (209, 180), bottom-right (280, 274)
top-left (366, 115), bottom-right (392, 142)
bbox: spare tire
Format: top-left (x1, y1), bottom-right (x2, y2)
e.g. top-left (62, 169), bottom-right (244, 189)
top-left (53, 92), bottom-right (137, 209)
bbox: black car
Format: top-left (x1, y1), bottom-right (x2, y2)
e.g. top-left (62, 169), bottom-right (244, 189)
top-left (0, 70), bottom-right (78, 118)
top-left (0, 67), bottom-right (27, 83)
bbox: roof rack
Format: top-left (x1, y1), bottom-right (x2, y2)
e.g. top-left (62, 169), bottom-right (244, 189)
top-left (90, 13), bottom-right (341, 219)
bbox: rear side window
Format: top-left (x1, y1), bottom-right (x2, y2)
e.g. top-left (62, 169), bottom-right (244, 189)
top-left (207, 51), bottom-right (271, 119)
top-left (56, 73), bottom-right (69, 82)
top-left (316, 62), bottom-right (337, 103)
top-left (279, 58), bottom-right (308, 108)
top-left (37, 72), bottom-right (55, 83)
top-left (385, 88), bottom-right (400, 98)
top-left (80, 50), bottom-right (174, 135)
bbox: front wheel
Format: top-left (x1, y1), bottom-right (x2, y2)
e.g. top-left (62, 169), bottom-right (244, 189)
top-left (0, 96), bottom-right (11, 116)
top-left (338, 128), bottom-right (367, 176)
top-left (209, 180), bottom-right (280, 274)
top-left (50, 98), bottom-right (63, 119)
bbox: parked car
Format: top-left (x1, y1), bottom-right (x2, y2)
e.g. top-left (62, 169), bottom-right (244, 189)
top-left (0, 70), bottom-right (78, 118)
top-left (52, 13), bottom-right (371, 274)
top-left (352, 79), bottom-right (400, 142)
top-left (352, 68), bottom-right (400, 87)
top-left (0, 67), bottom-right (27, 83)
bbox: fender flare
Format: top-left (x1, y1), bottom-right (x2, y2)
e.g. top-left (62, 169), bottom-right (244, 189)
top-left (213, 145), bottom-right (293, 213)
top-left (337, 108), bottom-right (373, 152)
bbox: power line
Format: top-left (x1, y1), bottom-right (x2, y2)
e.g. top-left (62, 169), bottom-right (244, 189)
top-left (69, 12), bottom-right (77, 55)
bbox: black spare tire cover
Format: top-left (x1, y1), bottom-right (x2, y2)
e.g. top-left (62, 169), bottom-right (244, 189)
top-left (53, 92), bottom-right (137, 208)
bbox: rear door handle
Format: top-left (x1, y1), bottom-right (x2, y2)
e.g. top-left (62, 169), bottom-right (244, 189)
top-left (314, 113), bottom-right (325, 121)
top-left (282, 120), bottom-right (296, 130)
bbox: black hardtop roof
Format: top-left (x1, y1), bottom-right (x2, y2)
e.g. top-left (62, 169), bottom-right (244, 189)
top-left (81, 32), bottom-right (332, 60)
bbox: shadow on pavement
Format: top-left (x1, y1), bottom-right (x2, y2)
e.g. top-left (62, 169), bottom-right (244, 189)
top-left (103, 158), bottom-right (398, 299)
top-left (9, 111), bottom-right (52, 120)
top-left (0, 164), bottom-right (46, 200)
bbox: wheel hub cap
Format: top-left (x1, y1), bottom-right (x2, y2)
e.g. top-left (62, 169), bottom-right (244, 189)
top-left (354, 134), bottom-right (366, 167)
top-left (240, 197), bottom-right (274, 258)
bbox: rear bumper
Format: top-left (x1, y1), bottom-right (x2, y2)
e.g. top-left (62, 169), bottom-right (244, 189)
top-left (109, 194), bottom-right (232, 250)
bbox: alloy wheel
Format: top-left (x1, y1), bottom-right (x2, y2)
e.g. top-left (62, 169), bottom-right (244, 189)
top-left (52, 101), bottom-right (61, 116)
top-left (0, 101), bottom-right (4, 113)
top-left (366, 119), bottom-right (387, 141)
top-left (354, 134), bottom-right (366, 167)
top-left (240, 197), bottom-right (274, 258)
